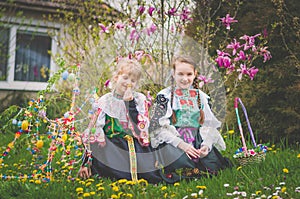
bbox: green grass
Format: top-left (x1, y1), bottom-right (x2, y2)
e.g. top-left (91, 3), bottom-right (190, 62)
top-left (0, 131), bottom-right (299, 199)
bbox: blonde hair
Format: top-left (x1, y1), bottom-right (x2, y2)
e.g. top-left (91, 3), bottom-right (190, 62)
top-left (111, 58), bottom-right (143, 86)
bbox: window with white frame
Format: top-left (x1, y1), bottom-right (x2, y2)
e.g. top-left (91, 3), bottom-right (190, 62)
top-left (0, 20), bottom-right (58, 91)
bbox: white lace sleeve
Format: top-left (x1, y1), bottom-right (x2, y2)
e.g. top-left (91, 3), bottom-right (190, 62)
top-left (199, 90), bottom-right (226, 151)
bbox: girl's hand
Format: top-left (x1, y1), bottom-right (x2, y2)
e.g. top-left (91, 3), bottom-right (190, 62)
top-left (123, 85), bottom-right (133, 101)
top-left (78, 166), bottom-right (92, 179)
top-left (178, 141), bottom-right (200, 159)
top-left (198, 145), bottom-right (209, 158)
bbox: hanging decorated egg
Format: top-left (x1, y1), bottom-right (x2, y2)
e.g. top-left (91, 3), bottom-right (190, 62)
top-left (68, 73), bottom-right (75, 81)
top-left (36, 140), bottom-right (44, 149)
top-left (21, 120), bottom-right (29, 131)
top-left (12, 119), bottom-right (17, 125)
top-left (62, 134), bottom-right (68, 142)
top-left (73, 87), bottom-right (80, 95)
top-left (62, 70), bottom-right (69, 80)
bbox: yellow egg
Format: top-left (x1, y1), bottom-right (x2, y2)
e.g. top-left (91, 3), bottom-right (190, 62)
top-left (36, 140), bottom-right (44, 149)
top-left (21, 120), bottom-right (29, 130)
top-left (62, 134), bottom-right (68, 142)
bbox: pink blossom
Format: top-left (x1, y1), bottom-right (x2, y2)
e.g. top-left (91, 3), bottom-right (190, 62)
top-left (138, 6), bottom-right (145, 14)
top-left (226, 39), bottom-right (241, 55)
top-left (262, 28), bottom-right (268, 38)
top-left (148, 6), bottom-right (155, 16)
top-left (129, 29), bottom-right (139, 43)
top-left (167, 7), bottom-right (177, 16)
top-left (146, 23), bottom-right (157, 36)
top-left (180, 7), bottom-right (192, 21)
top-left (237, 64), bottom-right (249, 80)
top-left (240, 34), bottom-right (260, 50)
top-left (198, 75), bottom-right (214, 88)
top-left (234, 50), bottom-right (246, 62)
top-left (248, 67), bottom-right (259, 80)
top-left (115, 22), bottom-right (125, 30)
top-left (98, 23), bottom-right (109, 33)
top-left (260, 47), bottom-right (272, 62)
top-left (104, 79), bottom-right (110, 88)
top-left (134, 50), bottom-right (144, 61)
top-left (220, 14), bottom-right (238, 30)
top-left (215, 51), bottom-right (231, 68)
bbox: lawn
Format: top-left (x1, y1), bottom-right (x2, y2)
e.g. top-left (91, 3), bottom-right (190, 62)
top-left (0, 129), bottom-right (299, 199)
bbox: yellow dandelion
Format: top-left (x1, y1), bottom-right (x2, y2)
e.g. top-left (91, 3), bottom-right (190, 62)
top-left (138, 178), bottom-right (148, 186)
top-left (297, 154), bottom-right (300, 158)
top-left (96, 183), bottom-right (103, 187)
top-left (171, 194), bottom-right (176, 197)
top-left (125, 181), bottom-right (136, 185)
top-left (118, 192), bottom-right (124, 197)
top-left (173, 182), bottom-right (180, 187)
top-left (281, 186), bottom-right (286, 193)
top-left (283, 168), bottom-right (289, 173)
top-left (268, 147), bottom-right (273, 151)
top-left (161, 186), bottom-right (167, 191)
top-left (112, 186), bottom-right (119, 192)
top-left (111, 194), bottom-right (118, 199)
top-left (164, 193), bottom-right (168, 198)
top-left (272, 196), bottom-right (279, 199)
top-left (126, 193), bottom-right (133, 198)
top-left (223, 135), bottom-right (228, 139)
top-left (35, 179), bottom-right (41, 184)
top-left (228, 130), bottom-right (235, 134)
top-left (196, 185), bottom-right (207, 189)
top-left (118, 179), bottom-right (128, 184)
top-left (76, 187), bottom-right (84, 192)
top-left (86, 178), bottom-right (95, 182)
top-left (256, 190), bottom-right (262, 195)
top-left (85, 182), bottom-right (92, 187)
top-left (83, 192), bottom-right (90, 197)
top-left (97, 187), bottom-right (105, 191)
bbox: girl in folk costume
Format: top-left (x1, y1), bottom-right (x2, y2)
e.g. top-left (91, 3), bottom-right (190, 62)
top-left (78, 58), bottom-right (162, 183)
top-left (150, 55), bottom-right (232, 183)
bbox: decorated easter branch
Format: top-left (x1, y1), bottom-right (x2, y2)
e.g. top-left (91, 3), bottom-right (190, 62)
top-left (0, 61), bottom-right (97, 182)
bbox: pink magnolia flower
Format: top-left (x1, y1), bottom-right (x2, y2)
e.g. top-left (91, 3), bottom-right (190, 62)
top-left (148, 6), bottom-right (155, 16)
top-left (115, 22), bottom-right (125, 30)
top-left (262, 28), bottom-right (268, 38)
top-left (198, 75), bottom-right (214, 88)
top-left (226, 39), bottom-right (241, 55)
top-left (98, 23), bottom-right (109, 33)
top-left (216, 50), bottom-right (232, 68)
top-left (260, 47), bottom-right (272, 63)
top-left (248, 67), bottom-right (259, 80)
top-left (240, 34), bottom-right (260, 50)
top-left (237, 64), bottom-right (249, 80)
top-left (167, 7), bottom-right (177, 16)
top-left (134, 50), bottom-right (144, 61)
top-left (220, 14), bottom-right (238, 30)
top-left (145, 23), bottom-right (157, 36)
top-left (180, 7), bottom-right (192, 21)
top-left (129, 29), bottom-right (139, 43)
top-left (234, 50), bottom-right (247, 62)
top-left (138, 6), bottom-right (145, 14)
top-left (104, 79), bottom-right (110, 88)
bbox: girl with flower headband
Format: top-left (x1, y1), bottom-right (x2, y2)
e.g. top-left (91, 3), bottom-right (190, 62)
top-left (150, 55), bottom-right (232, 182)
top-left (79, 58), bottom-right (162, 183)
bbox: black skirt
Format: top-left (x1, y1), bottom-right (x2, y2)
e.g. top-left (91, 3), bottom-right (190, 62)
top-left (153, 127), bottom-right (232, 183)
top-left (90, 137), bottom-right (163, 184)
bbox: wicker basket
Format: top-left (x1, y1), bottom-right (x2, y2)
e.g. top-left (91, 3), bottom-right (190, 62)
top-left (233, 97), bottom-right (267, 166)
